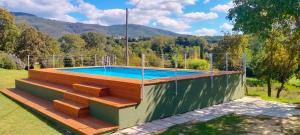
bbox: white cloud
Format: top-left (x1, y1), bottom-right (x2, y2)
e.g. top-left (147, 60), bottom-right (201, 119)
top-left (155, 17), bottom-right (190, 31)
top-left (195, 28), bottom-right (218, 36)
top-left (220, 23), bottom-right (233, 30)
top-left (0, 0), bottom-right (222, 33)
top-left (0, 0), bottom-right (77, 22)
top-left (177, 31), bottom-right (192, 35)
top-left (77, 0), bottom-right (200, 31)
top-left (210, 1), bottom-right (234, 13)
top-left (184, 12), bottom-right (218, 21)
top-left (203, 0), bottom-right (210, 4)
top-left (78, 1), bottom-right (126, 26)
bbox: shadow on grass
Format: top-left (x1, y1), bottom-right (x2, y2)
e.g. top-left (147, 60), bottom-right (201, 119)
top-left (0, 93), bottom-right (81, 135)
top-left (158, 113), bottom-right (247, 135)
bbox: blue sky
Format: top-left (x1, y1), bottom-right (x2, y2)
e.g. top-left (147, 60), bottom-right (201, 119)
top-left (0, 0), bottom-right (234, 36)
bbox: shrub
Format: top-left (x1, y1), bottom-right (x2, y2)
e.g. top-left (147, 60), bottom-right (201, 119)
top-left (63, 56), bottom-right (75, 67)
top-left (0, 52), bottom-right (17, 69)
top-left (246, 78), bottom-right (265, 87)
top-left (187, 59), bottom-right (210, 70)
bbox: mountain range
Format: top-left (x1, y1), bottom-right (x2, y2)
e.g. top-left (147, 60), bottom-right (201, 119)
top-left (12, 12), bottom-right (184, 38)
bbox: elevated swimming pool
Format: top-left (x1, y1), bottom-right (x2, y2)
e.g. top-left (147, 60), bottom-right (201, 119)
top-left (59, 67), bottom-right (207, 79)
top-left (19, 66), bottom-right (244, 131)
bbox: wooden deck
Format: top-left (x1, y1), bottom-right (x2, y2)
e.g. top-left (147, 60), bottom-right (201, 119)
top-left (1, 88), bottom-right (118, 135)
top-left (18, 79), bottom-right (138, 108)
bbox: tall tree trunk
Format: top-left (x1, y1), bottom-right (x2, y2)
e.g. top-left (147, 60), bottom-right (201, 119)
top-left (276, 82), bottom-right (285, 98)
top-left (295, 15), bottom-right (300, 30)
top-left (267, 76), bottom-right (272, 97)
top-left (200, 44), bottom-right (204, 59)
top-left (245, 84), bottom-right (248, 95)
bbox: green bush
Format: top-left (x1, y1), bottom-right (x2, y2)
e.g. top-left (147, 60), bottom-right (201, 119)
top-left (0, 52), bottom-right (17, 69)
top-left (187, 59), bottom-right (210, 70)
top-left (246, 78), bottom-right (265, 87)
top-left (63, 56), bottom-right (75, 67)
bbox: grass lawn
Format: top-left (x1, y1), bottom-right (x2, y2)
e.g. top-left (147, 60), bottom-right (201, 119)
top-left (0, 69), bottom-right (28, 89)
top-left (246, 77), bottom-right (300, 105)
top-left (158, 114), bottom-right (300, 135)
top-left (0, 68), bottom-right (67, 135)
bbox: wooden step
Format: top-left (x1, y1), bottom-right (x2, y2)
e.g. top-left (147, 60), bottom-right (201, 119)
top-left (17, 79), bottom-right (138, 108)
top-left (0, 88), bottom-right (118, 135)
top-left (53, 99), bottom-right (89, 118)
top-left (64, 92), bottom-right (89, 105)
top-left (73, 83), bottom-right (109, 97)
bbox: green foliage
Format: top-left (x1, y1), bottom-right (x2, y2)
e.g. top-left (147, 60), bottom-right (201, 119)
top-left (15, 25), bottom-right (61, 68)
top-left (212, 33), bottom-right (249, 70)
top-left (246, 78), bottom-right (265, 87)
top-left (129, 54), bottom-right (141, 66)
top-left (187, 59), bottom-right (210, 70)
top-left (145, 52), bottom-right (161, 67)
top-left (43, 35), bottom-right (60, 56)
top-left (63, 56), bottom-right (75, 67)
top-left (199, 37), bottom-right (209, 59)
top-left (59, 34), bottom-right (85, 54)
top-left (81, 32), bottom-right (106, 49)
top-left (227, 1), bottom-right (300, 98)
top-left (0, 52), bottom-right (17, 69)
top-left (15, 27), bottom-right (44, 63)
top-left (254, 28), bottom-right (299, 97)
top-left (151, 36), bottom-right (175, 54)
top-left (0, 8), bottom-right (19, 53)
top-left (228, 0), bottom-right (300, 37)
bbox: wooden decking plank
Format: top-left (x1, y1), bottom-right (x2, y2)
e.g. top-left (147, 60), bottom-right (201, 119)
top-left (91, 96), bottom-right (138, 108)
top-left (0, 88), bottom-right (118, 135)
top-left (18, 79), bottom-right (138, 108)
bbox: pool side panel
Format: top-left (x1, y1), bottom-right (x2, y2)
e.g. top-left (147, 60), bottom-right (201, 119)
top-left (15, 80), bottom-right (64, 101)
top-left (89, 101), bottom-right (119, 125)
top-left (117, 74), bottom-right (244, 129)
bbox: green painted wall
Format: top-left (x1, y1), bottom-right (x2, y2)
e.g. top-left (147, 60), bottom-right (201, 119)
top-left (16, 80), bottom-right (64, 101)
top-left (117, 74), bottom-right (244, 129)
top-left (89, 101), bottom-right (119, 125)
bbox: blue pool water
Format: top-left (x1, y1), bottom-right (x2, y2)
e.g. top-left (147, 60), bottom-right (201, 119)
top-left (59, 67), bottom-right (207, 80)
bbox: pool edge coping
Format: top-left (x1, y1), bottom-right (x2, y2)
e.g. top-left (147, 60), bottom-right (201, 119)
top-left (30, 66), bottom-right (242, 85)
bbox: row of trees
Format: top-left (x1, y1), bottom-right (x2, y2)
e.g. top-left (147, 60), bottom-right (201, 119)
top-left (1, 8), bottom-right (219, 69)
top-left (0, 8), bottom-right (60, 68)
top-left (0, 7), bottom-right (250, 70)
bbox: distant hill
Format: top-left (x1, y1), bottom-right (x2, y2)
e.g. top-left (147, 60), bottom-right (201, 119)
top-left (12, 12), bottom-right (184, 38)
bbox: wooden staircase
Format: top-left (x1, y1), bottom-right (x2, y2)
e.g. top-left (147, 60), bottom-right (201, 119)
top-left (1, 79), bottom-right (138, 135)
top-left (53, 83), bottom-right (110, 118)
top-left (53, 99), bottom-right (89, 117)
top-left (72, 84), bottom-right (109, 97)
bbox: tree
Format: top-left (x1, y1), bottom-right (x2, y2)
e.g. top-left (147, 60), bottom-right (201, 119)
top-left (15, 26), bottom-right (61, 68)
top-left (59, 34), bottom-right (85, 54)
top-left (256, 28), bottom-right (299, 98)
top-left (0, 8), bottom-right (19, 53)
top-left (198, 37), bottom-right (208, 59)
top-left (212, 33), bottom-right (249, 70)
top-left (228, 0), bottom-right (300, 97)
top-left (43, 35), bottom-right (60, 56)
top-left (228, 0), bottom-right (300, 36)
top-left (15, 27), bottom-right (44, 65)
top-left (81, 32), bottom-right (106, 49)
top-left (151, 36), bottom-right (174, 54)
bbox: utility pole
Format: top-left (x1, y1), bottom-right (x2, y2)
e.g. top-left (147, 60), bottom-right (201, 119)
top-left (125, 8), bottom-right (129, 66)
